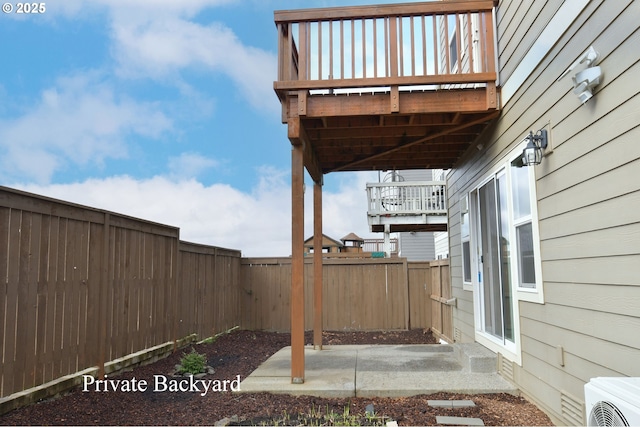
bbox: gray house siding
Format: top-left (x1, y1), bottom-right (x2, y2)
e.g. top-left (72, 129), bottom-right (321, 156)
top-left (398, 232), bottom-right (435, 261)
top-left (398, 169), bottom-right (433, 181)
top-left (447, 0), bottom-right (640, 425)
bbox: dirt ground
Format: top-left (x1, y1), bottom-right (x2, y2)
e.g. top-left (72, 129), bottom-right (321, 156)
top-left (0, 329), bottom-right (553, 426)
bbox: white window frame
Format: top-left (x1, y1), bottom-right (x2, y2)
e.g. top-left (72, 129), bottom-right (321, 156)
top-left (448, 15), bottom-right (458, 73)
top-left (460, 193), bottom-right (473, 291)
top-left (509, 143), bottom-right (544, 304)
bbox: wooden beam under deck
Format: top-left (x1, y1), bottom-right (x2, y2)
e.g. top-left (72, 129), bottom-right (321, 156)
top-left (329, 109), bottom-right (500, 172)
top-left (285, 88), bottom-right (496, 118)
top-left (282, 87), bottom-right (499, 173)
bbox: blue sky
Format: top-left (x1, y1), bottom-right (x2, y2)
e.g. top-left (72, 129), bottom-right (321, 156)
top-left (0, 0), bottom-right (416, 256)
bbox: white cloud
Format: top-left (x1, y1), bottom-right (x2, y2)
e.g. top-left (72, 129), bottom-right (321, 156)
top-left (0, 72), bottom-right (172, 184)
top-left (34, 1), bottom-right (278, 113)
top-left (14, 170), bottom-right (380, 257)
top-left (111, 16), bottom-right (277, 112)
top-left (45, 0), bottom-right (237, 20)
top-left (316, 172), bottom-right (379, 240)
top-left (168, 152), bottom-right (220, 179)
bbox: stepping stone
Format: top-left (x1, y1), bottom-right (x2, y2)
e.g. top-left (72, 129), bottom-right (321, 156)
top-left (436, 415), bottom-right (484, 426)
top-left (428, 399), bottom-right (476, 408)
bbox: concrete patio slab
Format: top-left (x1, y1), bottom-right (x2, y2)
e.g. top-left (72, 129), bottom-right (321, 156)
top-left (239, 343), bottom-right (518, 398)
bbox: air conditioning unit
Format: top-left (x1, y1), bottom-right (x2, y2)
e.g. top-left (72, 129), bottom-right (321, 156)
top-left (585, 377), bottom-right (640, 426)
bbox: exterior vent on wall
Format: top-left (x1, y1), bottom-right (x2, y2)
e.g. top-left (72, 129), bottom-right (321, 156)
top-left (498, 353), bottom-right (514, 383)
top-left (561, 391), bottom-right (584, 426)
top-left (454, 327), bottom-right (462, 342)
top-left (585, 377), bottom-right (640, 427)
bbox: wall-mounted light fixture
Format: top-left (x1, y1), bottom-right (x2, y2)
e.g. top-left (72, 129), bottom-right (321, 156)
top-left (511, 129), bottom-right (548, 167)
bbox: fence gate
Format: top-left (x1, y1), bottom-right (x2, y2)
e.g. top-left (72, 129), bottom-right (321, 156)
top-left (429, 259), bottom-right (454, 342)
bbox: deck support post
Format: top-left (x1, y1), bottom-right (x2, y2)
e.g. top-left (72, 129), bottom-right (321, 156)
top-left (291, 141), bottom-right (305, 384)
top-left (313, 181), bottom-right (323, 349)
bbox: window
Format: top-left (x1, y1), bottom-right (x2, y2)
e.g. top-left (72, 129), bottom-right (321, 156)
top-left (510, 163), bottom-right (536, 289)
top-left (449, 32), bottom-right (458, 71)
top-left (516, 223), bottom-right (536, 285)
top-left (460, 194), bottom-right (471, 284)
top-left (447, 14), bottom-right (461, 72)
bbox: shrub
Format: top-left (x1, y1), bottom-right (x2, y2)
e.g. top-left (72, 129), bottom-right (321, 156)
top-left (178, 349), bottom-right (207, 375)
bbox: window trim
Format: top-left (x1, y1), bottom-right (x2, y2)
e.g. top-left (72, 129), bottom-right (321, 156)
top-left (509, 141), bottom-right (544, 304)
top-left (460, 193), bottom-right (473, 291)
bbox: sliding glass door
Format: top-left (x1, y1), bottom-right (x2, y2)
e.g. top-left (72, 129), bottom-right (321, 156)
top-left (477, 173), bottom-right (514, 346)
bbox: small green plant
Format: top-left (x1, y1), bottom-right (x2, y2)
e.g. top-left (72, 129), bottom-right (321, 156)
top-left (263, 403), bottom-right (389, 426)
top-left (178, 348), bottom-right (207, 375)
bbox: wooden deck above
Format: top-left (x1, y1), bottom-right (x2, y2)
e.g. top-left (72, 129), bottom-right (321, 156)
top-left (275, 0), bottom-right (500, 182)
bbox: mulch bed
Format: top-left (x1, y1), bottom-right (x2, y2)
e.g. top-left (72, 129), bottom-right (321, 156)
top-left (0, 329), bottom-right (553, 426)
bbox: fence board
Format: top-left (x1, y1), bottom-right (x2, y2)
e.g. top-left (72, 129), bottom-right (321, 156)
top-left (34, 215), bottom-right (50, 386)
top-left (3, 212), bottom-right (22, 391)
top-left (0, 206), bottom-right (8, 395)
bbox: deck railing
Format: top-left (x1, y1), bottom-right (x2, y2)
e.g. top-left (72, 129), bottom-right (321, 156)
top-left (363, 238), bottom-right (399, 254)
top-left (274, 0), bottom-right (497, 95)
top-left (366, 181), bottom-right (447, 216)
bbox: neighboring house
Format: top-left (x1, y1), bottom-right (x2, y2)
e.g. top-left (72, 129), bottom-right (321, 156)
top-left (394, 169), bottom-right (437, 261)
top-left (304, 233), bottom-right (396, 256)
top-left (303, 234), bottom-right (343, 254)
top-left (340, 232), bottom-right (365, 253)
top-left (365, 169), bottom-right (448, 258)
top-left (385, 169), bottom-right (450, 261)
top-left (446, 0), bottom-right (640, 425)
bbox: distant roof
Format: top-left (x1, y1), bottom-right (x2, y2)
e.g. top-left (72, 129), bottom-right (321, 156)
top-left (303, 233), bottom-right (343, 248)
top-left (341, 232), bottom-right (364, 243)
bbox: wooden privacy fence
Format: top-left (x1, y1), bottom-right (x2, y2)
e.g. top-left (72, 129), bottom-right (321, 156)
top-left (0, 187), bottom-right (241, 399)
top-left (0, 186), bottom-right (452, 399)
top-left (177, 242), bottom-right (241, 339)
top-left (239, 257), bottom-right (450, 334)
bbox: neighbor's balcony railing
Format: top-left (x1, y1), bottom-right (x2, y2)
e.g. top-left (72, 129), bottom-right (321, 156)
top-left (363, 238), bottom-right (399, 254)
top-left (366, 181), bottom-right (447, 216)
top-left (274, 1), bottom-right (498, 96)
